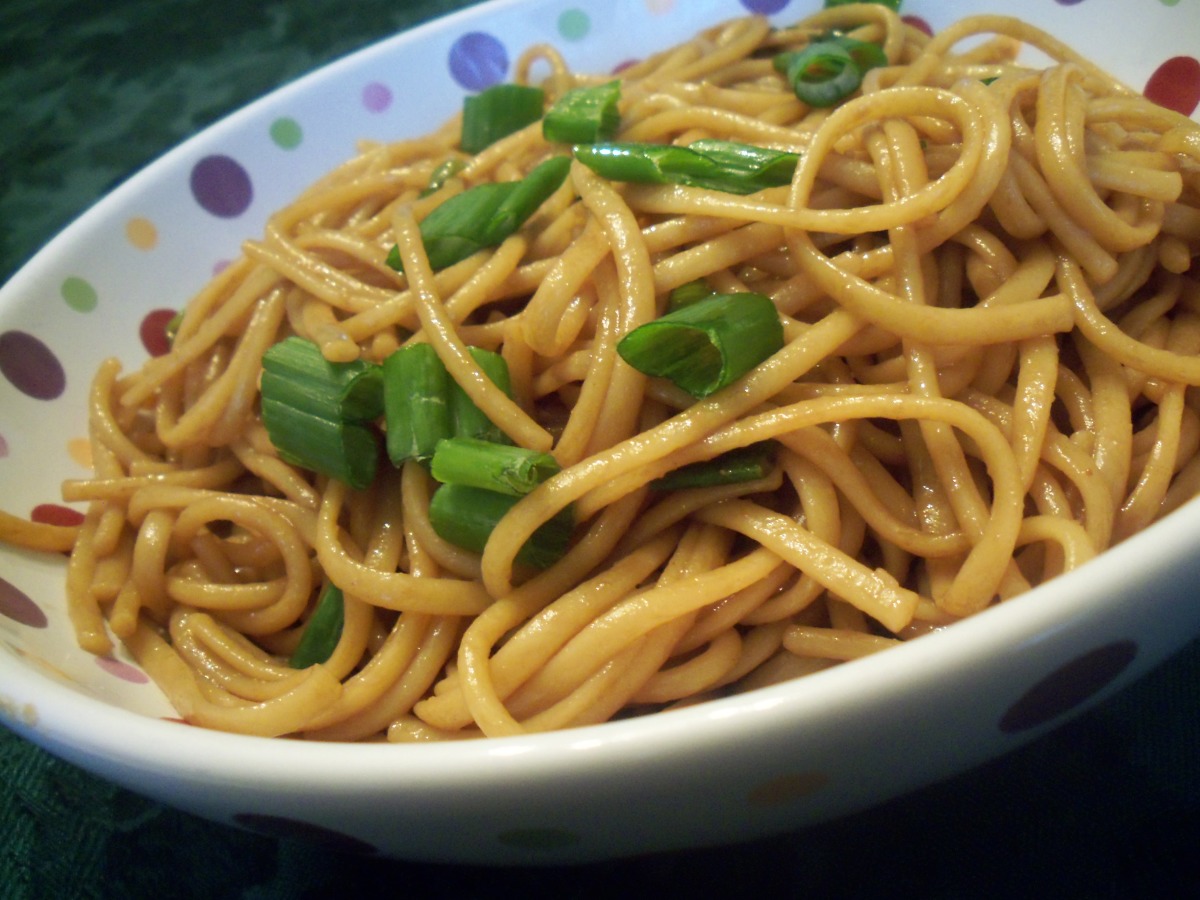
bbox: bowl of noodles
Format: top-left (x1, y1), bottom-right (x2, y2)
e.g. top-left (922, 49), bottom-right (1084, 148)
top-left (2, 0), bottom-right (1200, 864)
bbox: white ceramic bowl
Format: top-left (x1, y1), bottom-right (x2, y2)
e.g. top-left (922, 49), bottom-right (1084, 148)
top-left (2, 0), bottom-right (1199, 864)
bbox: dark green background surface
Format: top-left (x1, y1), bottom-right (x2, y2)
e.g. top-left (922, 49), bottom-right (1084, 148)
top-left (2, 1), bottom-right (1200, 895)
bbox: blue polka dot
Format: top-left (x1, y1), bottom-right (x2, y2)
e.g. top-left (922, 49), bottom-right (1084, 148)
top-left (740, 0), bottom-right (790, 13)
top-left (448, 31), bottom-right (509, 91)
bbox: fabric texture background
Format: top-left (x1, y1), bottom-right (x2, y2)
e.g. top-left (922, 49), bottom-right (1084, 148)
top-left (2, 1), bottom-right (1199, 895)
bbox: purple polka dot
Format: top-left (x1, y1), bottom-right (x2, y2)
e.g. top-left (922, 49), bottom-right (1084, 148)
top-left (362, 81), bottom-right (393, 113)
top-left (95, 655), bottom-right (150, 684)
top-left (189, 154), bottom-right (253, 218)
top-left (0, 576), bottom-right (48, 629)
top-left (740, 0), bottom-right (790, 13)
top-left (449, 31), bottom-right (509, 91)
top-left (1055, 0), bottom-right (1086, 5)
top-left (233, 813), bottom-right (379, 854)
top-left (998, 640), bottom-right (1137, 733)
top-left (0, 330), bottom-right (66, 400)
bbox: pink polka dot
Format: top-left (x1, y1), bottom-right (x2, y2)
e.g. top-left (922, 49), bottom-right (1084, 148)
top-left (1144, 56), bottom-right (1200, 116)
top-left (0, 433), bottom-right (8, 458)
top-left (902, 15), bottom-right (933, 36)
top-left (0, 330), bottom-right (66, 400)
top-left (31, 504), bottom-right (85, 528)
top-left (0, 576), bottom-right (48, 629)
top-left (362, 81), bottom-right (393, 113)
top-left (139, 309), bottom-right (177, 357)
top-left (95, 655), bottom-right (150, 684)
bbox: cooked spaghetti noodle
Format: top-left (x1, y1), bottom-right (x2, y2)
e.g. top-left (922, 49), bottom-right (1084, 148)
top-left (7, 7), bottom-right (1200, 741)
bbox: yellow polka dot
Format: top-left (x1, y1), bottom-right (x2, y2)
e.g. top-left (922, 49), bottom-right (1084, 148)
top-left (126, 217), bottom-right (159, 250)
top-left (68, 437), bottom-right (93, 469)
top-left (747, 772), bottom-right (830, 806)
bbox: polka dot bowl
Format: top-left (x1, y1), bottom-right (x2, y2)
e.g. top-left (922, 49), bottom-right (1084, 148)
top-left (2, 0), bottom-right (1199, 865)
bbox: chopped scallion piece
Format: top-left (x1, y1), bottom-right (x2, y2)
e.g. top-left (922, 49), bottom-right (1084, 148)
top-left (165, 310), bottom-right (185, 346)
top-left (774, 33), bottom-right (887, 108)
top-left (460, 83), bottom-right (545, 154)
top-left (777, 41), bottom-right (864, 107)
top-left (429, 483), bottom-right (573, 569)
top-left (260, 338), bottom-right (383, 489)
top-left (667, 279), bottom-right (714, 311)
top-left (572, 140), bottom-right (799, 195)
top-left (431, 437), bottom-right (560, 497)
top-left (824, 0), bottom-right (901, 9)
top-left (289, 583), bottom-right (344, 669)
top-left (449, 347), bottom-right (513, 444)
top-left (616, 292), bottom-right (784, 398)
top-left (653, 443), bottom-right (777, 490)
top-left (386, 155), bottom-right (571, 272)
top-left (421, 157), bottom-right (468, 197)
top-left (383, 343), bottom-right (452, 466)
top-left (543, 80), bottom-right (621, 144)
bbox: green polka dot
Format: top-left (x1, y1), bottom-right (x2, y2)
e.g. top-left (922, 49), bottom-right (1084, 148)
top-left (496, 826), bottom-right (581, 850)
top-left (61, 276), bottom-right (98, 313)
top-left (557, 8), bottom-right (590, 41)
top-left (269, 117), bottom-right (303, 150)
top-left (1159, 0), bottom-right (1180, 6)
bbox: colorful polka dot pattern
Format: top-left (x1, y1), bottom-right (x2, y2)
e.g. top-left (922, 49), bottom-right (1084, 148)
top-left (0, 0), bottom-right (1195, 856)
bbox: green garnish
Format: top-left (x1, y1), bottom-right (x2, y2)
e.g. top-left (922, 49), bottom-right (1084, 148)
top-left (449, 347), bottom-right (513, 444)
top-left (667, 279), bottom-right (715, 312)
top-left (382, 343), bottom-right (453, 466)
top-left (543, 80), bottom-right (621, 144)
top-left (774, 34), bottom-right (888, 108)
top-left (460, 83), bottom-right (545, 154)
top-left (616, 292), bottom-right (784, 398)
top-left (653, 443), bottom-right (777, 490)
top-left (386, 155), bottom-right (571, 272)
top-left (823, 0), bottom-right (902, 9)
top-left (573, 139), bottom-right (800, 195)
top-left (421, 157), bottom-right (468, 197)
top-left (289, 583), bottom-right (345, 669)
top-left (260, 337), bottom-right (383, 490)
top-left (429, 483), bottom-right (573, 569)
top-left (431, 437), bottom-right (560, 497)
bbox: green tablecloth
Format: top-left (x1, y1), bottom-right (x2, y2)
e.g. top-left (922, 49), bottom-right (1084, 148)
top-left (2, 1), bottom-right (1199, 894)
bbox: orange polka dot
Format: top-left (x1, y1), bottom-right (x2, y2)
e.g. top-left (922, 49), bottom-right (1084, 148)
top-left (747, 771), bottom-right (830, 806)
top-left (67, 437), bottom-right (93, 469)
top-left (125, 217), bottom-right (159, 250)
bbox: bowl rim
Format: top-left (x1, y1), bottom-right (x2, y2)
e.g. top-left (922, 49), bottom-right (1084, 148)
top-left (3, 0), bottom-right (1200, 791)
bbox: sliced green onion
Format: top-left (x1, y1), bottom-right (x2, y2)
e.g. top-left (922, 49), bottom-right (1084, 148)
top-left (421, 156), bottom-right (468, 197)
top-left (777, 40), bottom-right (863, 107)
top-left (383, 343), bottom-right (452, 466)
top-left (460, 83), bottom-right (545, 154)
top-left (289, 583), bottom-right (344, 669)
top-left (543, 80), bottom-right (621, 144)
top-left (260, 337), bottom-right (383, 489)
top-left (824, 0), bottom-right (902, 9)
top-left (387, 155), bottom-right (571, 272)
top-left (449, 347), bottom-right (513, 444)
top-left (572, 140), bottom-right (799, 195)
top-left (431, 437), bottom-right (560, 497)
top-left (667, 279), bottom-right (714, 311)
top-left (165, 310), bottom-right (185, 346)
top-left (429, 483), bottom-right (573, 569)
top-left (616, 292), bottom-right (784, 398)
top-left (653, 443), bottom-right (777, 491)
